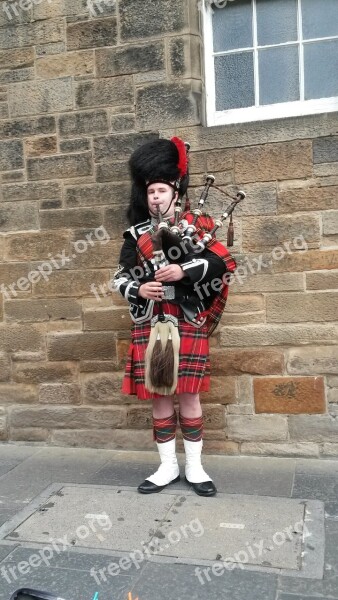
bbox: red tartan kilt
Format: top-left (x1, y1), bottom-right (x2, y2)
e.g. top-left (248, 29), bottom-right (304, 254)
top-left (122, 302), bottom-right (210, 400)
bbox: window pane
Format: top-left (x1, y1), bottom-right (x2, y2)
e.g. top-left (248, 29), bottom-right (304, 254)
top-left (304, 40), bottom-right (338, 100)
top-left (212, 0), bottom-right (252, 52)
top-left (257, 0), bottom-right (298, 46)
top-left (215, 52), bottom-right (255, 110)
top-left (259, 45), bottom-right (299, 105)
top-left (302, 0), bottom-right (338, 40)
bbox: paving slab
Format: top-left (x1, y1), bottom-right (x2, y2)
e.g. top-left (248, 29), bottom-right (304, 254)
top-left (0, 484), bottom-right (324, 578)
top-left (292, 472), bottom-right (338, 501)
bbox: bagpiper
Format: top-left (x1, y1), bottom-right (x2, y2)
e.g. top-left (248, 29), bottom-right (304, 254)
top-left (114, 137), bottom-right (237, 497)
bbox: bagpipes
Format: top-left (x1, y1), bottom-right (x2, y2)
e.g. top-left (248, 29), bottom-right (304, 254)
top-left (144, 141), bottom-right (246, 396)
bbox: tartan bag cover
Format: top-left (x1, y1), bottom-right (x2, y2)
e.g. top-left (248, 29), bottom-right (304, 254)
top-left (136, 212), bottom-right (237, 336)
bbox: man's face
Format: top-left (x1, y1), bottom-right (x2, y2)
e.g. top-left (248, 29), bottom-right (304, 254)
top-left (147, 182), bottom-right (178, 219)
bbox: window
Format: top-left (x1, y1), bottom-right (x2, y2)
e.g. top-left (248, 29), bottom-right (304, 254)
top-left (202, 0), bottom-right (338, 125)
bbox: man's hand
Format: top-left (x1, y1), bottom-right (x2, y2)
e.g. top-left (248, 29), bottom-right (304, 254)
top-left (138, 281), bottom-right (164, 300)
top-left (155, 264), bottom-right (184, 282)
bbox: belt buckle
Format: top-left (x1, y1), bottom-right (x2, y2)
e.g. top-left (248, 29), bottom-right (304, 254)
top-left (162, 285), bottom-right (175, 300)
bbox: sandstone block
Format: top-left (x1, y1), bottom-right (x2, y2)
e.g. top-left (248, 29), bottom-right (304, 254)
top-left (226, 415), bottom-right (288, 441)
top-left (210, 349), bottom-right (284, 375)
top-left (27, 152), bottom-right (92, 180)
top-left (127, 406), bottom-right (152, 429)
top-left (0, 263), bottom-right (30, 287)
top-left (241, 442), bottom-right (319, 458)
top-left (0, 19), bottom-right (65, 50)
top-left (8, 77), bottom-right (72, 117)
top-left (0, 354), bottom-right (11, 381)
top-left (35, 42), bottom-right (65, 56)
top-left (0, 415), bottom-right (7, 441)
top-left (0, 324), bottom-right (44, 352)
top-left (322, 210), bottom-right (338, 235)
top-left (235, 140), bottom-right (312, 183)
top-left (47, 331), bottom-right (116, 360)
top-left (254, 376), bottom-right (325, 414)
top-left (272, 249), bottom-right (338, 273)
top-left (36, 50), bottom-right (94, 78)
top-left (65, 183), bottom-right (129, 207)
top-left (227, 405), bottom-right (253, 415)
top-left (93, 132), bottom-right (158, 162)
top-left (5, 230), bottom-right (69, 261)
top-left (306, 271), bottom-right (338, 290)
top-left (104, 205), bottom-right (130, 237)
top-left (9, 427), bottom-right (49, 442)
top-left (0, 48), bottom-right (33, 69)
top-left (136, 82), bottom-right (200, 130)
top-left (5, 297), bottom-right (82, 324)
top-left (110, 114), bottom-right (135, 133)
top-left (60, 138), bottom-right (91, 153)
top-left (13, 361), bottom-right (76, 383)
top-left (200, 376), bottom-right (237, 405)
top-left (225, 294), bottom-right (264, 313)
top-left (0, 202), bottom-right (37, 232)
top-left (231, 273), bottom-right (304, 293)
top-left (200, 404), bottom-right (225, 429)
top-left (242, 214), bottom-right (321, 251)
top-left (76, 76), bottom-right (133, 108)
top-left (169, 35), bottom-right (201, 79)
top-left (266, 292), bottom-right (338, 323)
top-left (33, 269), bottom-right (109, 298)
top-left (221, 312), bottom-right (265, 326)
top-left (322, 443), bottom-right (338, 457)
top-left (59, 110), bottom-right (108, 137)
top-left (0, 383), bottom-right (38, 403)
top-left (278, 186), bottom-right (338, 213)
top-left (313, 136), bottom-right (338, 164)
top-left (84, 307), bottom-right (131, 331)
top-left (51, 428), bottom-right (154, 449)
top-left (96, 43), bottom-right (164, 77)
top-left (83, 373), bottom-right (134, 405)
top-left (0, 139), bottom-right (24, 170)
top-left (314, 162), bottom-right (338, 177)
top-left (0, 67), bottom-right (34, 84)
top-left (0, 103), bottom-right (8, 119)
top-left (0, 115), bottom-right (55, 139)
top-left (119, 0), bottom-right (186, 40)
top-left (95, 162), bottom-right (131, 185)
top-left (9, 405), bottom-right (126, 429)
top-left (220, 324), bottom-right (338, 347)
top-left (39, 207), bottom-right (103, 229)
top-left (39, 383), bottom-right (81, 404)
top-left (287, 346), bottom-right (338, 375)
top-left (288, 415), bottom-right (338, 442)
top-left (24, 136), bottom-right (57, 157)
top-left (116, 339), bottom-right (130, 369)
top-left (80, 360), bottom-right (117, 372)
top-left (67, 17), bottom-right (117, 50)
top-left (2, 181), bottom-right (60, 202)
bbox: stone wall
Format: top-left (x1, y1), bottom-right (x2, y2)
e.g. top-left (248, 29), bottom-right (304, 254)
top-left (0, 0), bottom-right (337, 457)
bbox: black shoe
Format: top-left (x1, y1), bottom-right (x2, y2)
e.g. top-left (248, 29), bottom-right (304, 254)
top-left (138, 474), bottom-right (180, 494)
top-left (185, 477), bottom-right (217, 497)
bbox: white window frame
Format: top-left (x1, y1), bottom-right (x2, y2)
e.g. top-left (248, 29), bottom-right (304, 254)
top-left (202, 0), bottom-right (338, 126)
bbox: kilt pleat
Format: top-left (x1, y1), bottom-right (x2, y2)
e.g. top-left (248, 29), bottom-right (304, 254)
top-left (122, 303), bottom-right (210, 400)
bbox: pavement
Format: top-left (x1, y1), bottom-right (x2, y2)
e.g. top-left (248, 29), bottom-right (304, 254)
top-left (0, 444), bottom-right (337, 600)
